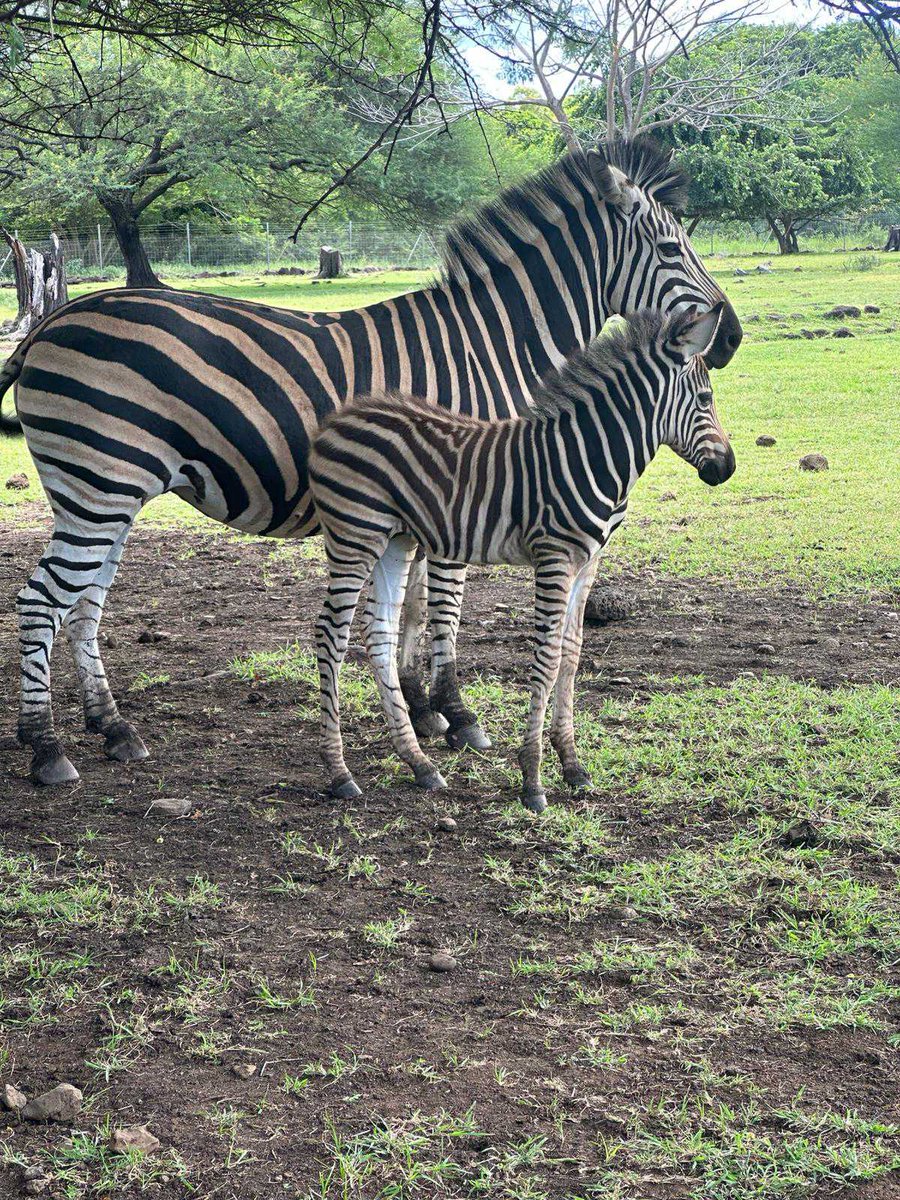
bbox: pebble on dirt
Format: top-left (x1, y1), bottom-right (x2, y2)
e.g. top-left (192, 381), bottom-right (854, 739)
top-left (864, 304), bottom-right (880, 314)
top-left (110, 1125), bottom-right (161, 1156)
top-left (147, 798), bottom-right (193, 818)
top-left (231, 1063), bottom-right (257, 1079)
top-left (1, 1083), bottom-right (27, 1111)
top-left (435, 816), bottom-right (458, 833)
top-left (4, 473), bottom-right (28, 491)
top-left (832, 327), bottom-right (855, 338)
top-left (756, 643), bottom-right (777, 655)
top-left (428, 952), bottom-right (457, 973)
top-left (824, 304), bottom-right (861, 319)
top-left (21, 1083), bottom-right (82, 1123)
top-left (781, 819), bottom-right (821, 849)
top-left (755, 435), bottom-right (777, 447)
top-left (799, 453), bottom-right (829, 472)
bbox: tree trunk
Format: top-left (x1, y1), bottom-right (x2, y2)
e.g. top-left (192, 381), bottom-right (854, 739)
top-left (885, 225), bottom-right (900, 252)
top-left (316, 246), bottom-right (344, 279)
top-left (767, 215), bottom-right (800, 255)
top-left (0, 229), bottom-right (69, 340)
top-left (97, 189), bottom-right (166, 288)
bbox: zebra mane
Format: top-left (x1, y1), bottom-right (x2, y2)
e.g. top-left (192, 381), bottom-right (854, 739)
top-left (440, 136), bottom-right (689, 288)
top-left (529, 310), bottom-right (666, 418)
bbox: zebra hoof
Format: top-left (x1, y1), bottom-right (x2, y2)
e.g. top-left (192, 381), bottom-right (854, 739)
top-left (330, 776), bottom-right (362, 800)
top-left (521, 790), bottom-right (547, 814)
top-left (412, 709), bottom-right (450, 739)
top-left (105, 731), bottom-right (150, 763)
top-left (31, 753), bottom-right (80, 787)
top-left (415, 768), bottom-right (447, 791)
top-left (564, 767), bottom-right (593, 792)
top-left (446, 723), bottom-right (492, 752)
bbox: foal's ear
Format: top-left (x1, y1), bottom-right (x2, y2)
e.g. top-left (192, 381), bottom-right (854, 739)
top-left (587, 150), bottom-right (637, 212)
top-left (664, 302), bottom-right (725, 360)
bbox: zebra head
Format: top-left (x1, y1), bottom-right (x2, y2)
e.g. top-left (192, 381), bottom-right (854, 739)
top-left (655, 303), bottom-right (736, 486)
top-left (586, 140), bottom-right (743, 370)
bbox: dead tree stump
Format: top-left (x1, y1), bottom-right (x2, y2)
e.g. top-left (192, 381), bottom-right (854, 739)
top-left (1, 229), bottom-right (69, 340)
top-left (316, 245), bottom-right (344, 278)
top-left (885, 225), bottom-right (900, 252)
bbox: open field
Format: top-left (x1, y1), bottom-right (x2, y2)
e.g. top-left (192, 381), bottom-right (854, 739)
top-left (1, 253), bottom-right (899, 1198)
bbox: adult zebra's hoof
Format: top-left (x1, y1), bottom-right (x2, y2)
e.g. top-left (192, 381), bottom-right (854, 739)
top-left (104, 726), bottom-right (149, 763)
top-left (521, 790), bottom-right (547, 814)
top-left (414, 768), bottom-right (447, 791)
top-left (331, 775), bottom-right (363, 800)
top-left (564, 766), bottom-right (593, 792)
top-left (412, 709), bottom-right (450, 739)
top-left (446, 723), bottom-right (492, 752)
top-left (31, 752), bottom-right (80, 787)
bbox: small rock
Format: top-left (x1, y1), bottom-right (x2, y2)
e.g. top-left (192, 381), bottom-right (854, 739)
top-left (1, 1083), bottom-right (27, 1111)
top-left (864, 304), bottom-right (880, 314)
top-left (824, 304), bottom-right (861, 319)
top-left (832, 327), bottom-right (854, 339)
top-left (198, 616), bottom-right (216, 628)
top-left (767, 313), bottom-right (786, 322)
top-left (799, 329), bottom-right (816, 340)
top-left (24, 1180), bottom-right (49, 1197)
top-left (428, 952), bottom-right (457, 973)
top-left (781, 819), bottom-right (820, 849)
top-left (22, 1083), bottom-right (82, 1123)
top-left (607, 905), bottom-right (639, 921)
top-left (822, 636), bottom-right (840, 652)
top-left (231, 1063), bottom-right (257, 1080)
top-left (146, 798), bottom-right (192, 818)
top-left (435, 816), bottom-right (457, 833)
top-left (811, 328), bottom-right (830, 338)
top-left (799, 453), bottom-right (828, 472)
top-left (4, 472), bottom-right (28, 490)
top-left (110, 1125), bottom-right (161, 1156)
top-left (755, 435), bottom-right (777, 447)
top-left (23, 1168), bottom-right (45, 1182)
top-left (584, 590), bottom-right (633, 625)
top-left (756, 643), bottom-right (777, 655)
top-left (103, 633), bottom-right (118, 650)
top-left (610, 676), bottom-right (632, 686)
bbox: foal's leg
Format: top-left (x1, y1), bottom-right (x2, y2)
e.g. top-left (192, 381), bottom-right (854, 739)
top-left (549, 557), bottom-right (599, 792)
top-left (398, 551), bottom-right (449, 739)
top-left (62, 530), bottom-right (148, 763)
top-left (316, 551), bottom-right (377, 800)
top-left (17, 514), bottom-right (138, 785)
top-left (368, 536), bottom-right (446, 789)
top-left (426, 560), bottom-right (492, 751)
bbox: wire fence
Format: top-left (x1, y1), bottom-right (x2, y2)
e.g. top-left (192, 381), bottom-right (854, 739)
top-left (1, 213), bottom-right (897, 284)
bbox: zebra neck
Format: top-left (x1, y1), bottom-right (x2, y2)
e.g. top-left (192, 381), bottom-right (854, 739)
top-left (535, 383), bottom-right (659, 511)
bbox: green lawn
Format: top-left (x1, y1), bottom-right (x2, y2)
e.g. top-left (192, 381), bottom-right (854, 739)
top-left (2, 255), bottom-right (898, 595)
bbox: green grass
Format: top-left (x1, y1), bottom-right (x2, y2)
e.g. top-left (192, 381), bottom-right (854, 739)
top-left (2, 254), bottom-right (897, 594)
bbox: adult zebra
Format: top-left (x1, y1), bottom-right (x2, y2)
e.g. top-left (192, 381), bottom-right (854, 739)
top-left (4, 138), bottom-right (742, 786)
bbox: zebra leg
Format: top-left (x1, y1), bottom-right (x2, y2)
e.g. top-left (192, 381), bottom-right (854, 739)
top-left (550, 557), bottom-right (599, 792)
top-left (17, 518), bottom-right (136, 785)
top-left (398, 551), bottom-right (449, 740)
top-left (426, 560), bottom-right (492, 752)
top-left (368, 536), bottom-right (446, 790)
top-left (316, 556), bottom-right (374, 800)
top-left (518, 558), bottom-right (574, 814)
top-left (61, 531), bottom-right (148, 764)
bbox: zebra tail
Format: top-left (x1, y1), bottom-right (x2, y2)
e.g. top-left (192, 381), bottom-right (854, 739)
top-left (0, 339), bottom-right (27, 433)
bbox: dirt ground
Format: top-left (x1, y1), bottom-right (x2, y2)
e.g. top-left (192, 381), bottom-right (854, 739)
top-left (1, 525), bottom-right (898, 1199)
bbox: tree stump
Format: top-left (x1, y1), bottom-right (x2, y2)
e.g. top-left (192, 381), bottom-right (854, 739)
top-left (1, 229), bottom-right (69, 340)
top-left (316, 246), bottom-right (344, 279)
top-left (885, 226), bottom-right (900, 252)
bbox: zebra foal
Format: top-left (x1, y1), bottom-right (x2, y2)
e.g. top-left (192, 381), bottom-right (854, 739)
top-left (308, 304), bottom-right (734, 810)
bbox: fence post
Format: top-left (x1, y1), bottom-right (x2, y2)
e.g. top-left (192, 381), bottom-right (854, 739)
top-left (97, 223), bottom-right (103, 271)
top-left (186, 221), bottom-right (192, 268)
top-left (266, 222), bottom-right (271, 271)
top-left (348, 220), bottom-right (353, 260)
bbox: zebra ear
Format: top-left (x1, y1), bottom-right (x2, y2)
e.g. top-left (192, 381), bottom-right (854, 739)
top-left (587, 150), bottom-right (634, 211)
top-left (665, 302), bottom-right (725, 360)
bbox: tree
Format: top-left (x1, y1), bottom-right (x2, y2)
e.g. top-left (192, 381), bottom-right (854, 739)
top-left (817, 1), bottom-right (900, 71)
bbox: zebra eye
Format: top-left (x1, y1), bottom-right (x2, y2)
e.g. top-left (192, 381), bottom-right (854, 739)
top-left (697, 390), bottom-right (713, 409)
top-left (658, 240), bottom-right (681, 258)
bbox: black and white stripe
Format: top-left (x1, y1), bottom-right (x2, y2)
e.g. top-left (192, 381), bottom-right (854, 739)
top-left (6, 138), bottom-right (742, 786)
top-left (308, 305), bottom-right (735, 809)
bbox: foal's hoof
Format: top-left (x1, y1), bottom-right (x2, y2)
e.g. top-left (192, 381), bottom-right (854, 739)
top-left (446, 723), bottom-right (492, 752)
top-left (414, 768), bottom-right (447, 791)
top-left (521, 790), bottom-right (548, 814)
top-left (330, 775), bottom-right (363, 800)
top-left (31, 753), bottom-right (80, 787)
top-left (105, 731), bottom-right (149, 763)
top-left (412, 709), bottom-right (450, 739)
top-left (564, 766), bottom-right (593, 792)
